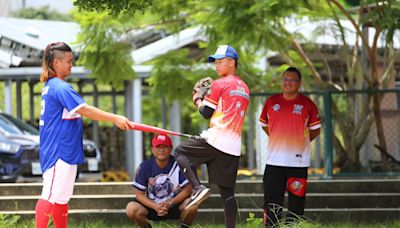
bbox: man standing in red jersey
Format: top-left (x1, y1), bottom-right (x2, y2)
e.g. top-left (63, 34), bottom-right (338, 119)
top-left (259, 67), bottom-right (321, 227)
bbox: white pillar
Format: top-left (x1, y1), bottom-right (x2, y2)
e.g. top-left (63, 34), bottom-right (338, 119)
top-left (255, 98), bottom-right (268, 174)
top-left (125, 79), bottom-right (143, 178)
top-left (133, 78), bottom-right (143, 173)
top-left (4, 79), bottom-right (12, 114)
top-left (255, 56), bottom-right (268, 174)
top-left (170, 100), bottom-right (181, 146)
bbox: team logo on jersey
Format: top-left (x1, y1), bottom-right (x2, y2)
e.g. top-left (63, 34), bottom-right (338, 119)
top-left (230, 86), bottom-right (250, 100)
top-left (236, 101), bottom-right (242, 109)
top-left (148, 174), bottom-right (175, 202)
top-left (293, 104), bottom-right (303, 114)
top-left (273, 104), bottom-right (280, 111)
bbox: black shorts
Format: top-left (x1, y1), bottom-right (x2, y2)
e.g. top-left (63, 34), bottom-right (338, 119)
top-left (136, 200), bottom-right (181, 221)
top-left (174, 138), bottom-right (240, 189)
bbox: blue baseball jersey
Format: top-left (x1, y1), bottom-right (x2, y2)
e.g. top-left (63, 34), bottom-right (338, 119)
top-left (133, 156), bottom-right (189, 203)
top-left (39, 77), bottom-right (86, 173)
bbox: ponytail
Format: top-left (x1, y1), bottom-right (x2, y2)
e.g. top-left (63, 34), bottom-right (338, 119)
top-left (40, 42), bottom-right (72, 82)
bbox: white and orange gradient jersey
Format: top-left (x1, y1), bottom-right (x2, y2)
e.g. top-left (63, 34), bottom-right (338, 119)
top-left (201, 75), bottom-right (250, 156)
top-left (259, 94), bottom-right (321, 167)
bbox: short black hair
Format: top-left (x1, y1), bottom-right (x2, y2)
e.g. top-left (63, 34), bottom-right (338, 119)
top-left (283, 67), bottom-right (301, 81)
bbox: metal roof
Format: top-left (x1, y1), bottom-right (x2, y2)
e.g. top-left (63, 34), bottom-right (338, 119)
top-left (0, 17), bottom-right (80, 51)
top-left (131, 27), bottom-right (205, 64)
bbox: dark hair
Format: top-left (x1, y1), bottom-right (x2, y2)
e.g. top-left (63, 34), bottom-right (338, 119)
top-left (40, 42), bottom-right (72, 82)
top-left (283, 67), bottom-right (301, 81)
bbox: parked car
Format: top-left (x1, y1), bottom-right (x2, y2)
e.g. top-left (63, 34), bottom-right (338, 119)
top-left (0, 134), bottom-right (38, 182)
top-left (0, 112), bottom-right (102, 182)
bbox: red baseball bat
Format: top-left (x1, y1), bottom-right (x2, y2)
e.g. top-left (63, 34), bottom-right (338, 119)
top-left (128, 121), bottom-right (194, 138)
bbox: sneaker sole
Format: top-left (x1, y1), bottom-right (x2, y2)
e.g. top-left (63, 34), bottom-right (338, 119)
top-left (185, 188), bottom-right (211, 210)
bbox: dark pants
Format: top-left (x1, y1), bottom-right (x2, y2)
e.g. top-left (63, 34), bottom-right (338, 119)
top-left (174, 138), bottom-right (239, 227)
top-left (174, 138), bottom-right (239, 189)
top-left (263, 165), bottom-right (308, 227)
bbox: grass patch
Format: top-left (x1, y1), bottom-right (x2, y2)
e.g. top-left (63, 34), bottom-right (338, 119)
top-left (1, 214), bottom-right (399, 228)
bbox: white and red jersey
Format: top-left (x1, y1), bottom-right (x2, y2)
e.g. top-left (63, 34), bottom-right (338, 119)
top-left (201, 75), bottom-right (250, 156)
top-left (259, 94), bottom-right (321, 167)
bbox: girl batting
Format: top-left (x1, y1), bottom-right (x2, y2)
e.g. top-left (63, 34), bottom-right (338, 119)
top-left (35, 42), bottom-right (131, 228)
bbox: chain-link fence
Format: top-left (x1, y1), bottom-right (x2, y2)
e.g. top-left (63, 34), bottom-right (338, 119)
top-left (253, 89), bottom-right (400, 177)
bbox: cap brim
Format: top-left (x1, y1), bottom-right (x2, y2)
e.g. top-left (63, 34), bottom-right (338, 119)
top-left (208, 54), bottom-right (226, 62)
top-left (152, 143), bottom-right (172, 147)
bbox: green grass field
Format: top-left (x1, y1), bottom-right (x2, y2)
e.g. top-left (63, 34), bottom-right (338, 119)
top-left (1, 215), bottom-right (400, 228)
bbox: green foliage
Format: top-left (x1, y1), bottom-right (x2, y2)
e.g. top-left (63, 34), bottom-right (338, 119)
top-left (11, 5), bottom-right (72, 21)
top-left (0, 214), bottom-right (20, 227)
top-left (73, 0), bottom-right (153, 15)
top-left (72, 10), bottom-right (136, 88)
top-left (358, 0), bottom-right (400, 44)
top-left (246, 212), bottom-right (263, 227)
top-left (147, 48), bottom-right (214, 102)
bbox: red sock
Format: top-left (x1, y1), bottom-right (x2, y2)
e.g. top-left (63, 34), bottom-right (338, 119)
top-left (51, 203), bottom-right (69, 228)
top-left (35, 199), bottom-right (53, 228)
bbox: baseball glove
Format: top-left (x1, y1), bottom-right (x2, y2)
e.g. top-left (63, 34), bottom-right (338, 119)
top-left (192, 77), bottom-right (213, 100)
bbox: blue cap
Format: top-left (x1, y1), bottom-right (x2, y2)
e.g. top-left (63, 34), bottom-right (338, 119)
top-left (208, 45), bottom-right (239, 62)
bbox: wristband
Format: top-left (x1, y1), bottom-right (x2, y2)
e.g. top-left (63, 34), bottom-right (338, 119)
top-left (194, 97), bottom-right (202, 105)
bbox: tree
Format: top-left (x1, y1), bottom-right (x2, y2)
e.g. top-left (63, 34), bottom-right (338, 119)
top-left (72, 10), bottom-right (136, 87)
top-left (73, 0), bottom-right (400, 171)
top-left (12, 5), bottom-right (72, 21)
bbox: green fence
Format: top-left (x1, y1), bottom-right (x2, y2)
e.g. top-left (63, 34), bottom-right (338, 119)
top-left (253, 89), bottom-right (400, 177)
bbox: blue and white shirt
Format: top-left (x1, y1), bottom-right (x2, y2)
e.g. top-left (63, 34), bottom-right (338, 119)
top-left (39, 77), bottom-right (87, 173)
top-left (133, 156), bottom-right (189, 203)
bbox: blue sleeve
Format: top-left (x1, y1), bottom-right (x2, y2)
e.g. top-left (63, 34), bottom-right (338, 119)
top-left (133, 163), bottom-right (148, 191)
top-left (57, 83), bottom-right (85, 112)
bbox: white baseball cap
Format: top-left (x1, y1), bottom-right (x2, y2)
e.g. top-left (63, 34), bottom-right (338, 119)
top-left (208, 45), bottom-right (239, 62)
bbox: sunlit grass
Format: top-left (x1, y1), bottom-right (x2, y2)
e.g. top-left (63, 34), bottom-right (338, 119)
top-left (1, 214), bottom-right (399, 228)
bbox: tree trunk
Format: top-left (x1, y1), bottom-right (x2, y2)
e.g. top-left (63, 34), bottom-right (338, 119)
top-left (373, 94), bottom-right (390, 170)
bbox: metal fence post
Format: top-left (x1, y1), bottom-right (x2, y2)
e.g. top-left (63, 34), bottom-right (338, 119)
top-left (323, 90), bottom-right (333, 178)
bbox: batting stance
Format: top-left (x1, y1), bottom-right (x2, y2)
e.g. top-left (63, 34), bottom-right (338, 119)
top-left (174, 45), bottom-right (250, 228)
top-left (35, 42), bottom-right (131, 228)
top-left (259, 67), bottom-right (321, 226)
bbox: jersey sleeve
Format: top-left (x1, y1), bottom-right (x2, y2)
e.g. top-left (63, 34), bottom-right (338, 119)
top-left (132, 163), bottom-right (148, 191)
top-left (308, 100), bottom-right (321, 130)
top-left (203, 81), bottom-right (222, 110)
top-left (57, 84), bottom-right (86, 114)
top-left (259, 98), bottom-right (270, 127)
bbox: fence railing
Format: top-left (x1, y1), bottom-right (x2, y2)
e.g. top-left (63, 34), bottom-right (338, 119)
top-left (252, 89), bottom-right (400, 177)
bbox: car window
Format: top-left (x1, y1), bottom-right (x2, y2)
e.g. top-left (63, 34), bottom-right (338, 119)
top-left (0, 113), bottom-right (39, 135)
top-left (0, 115), bottom-right (23, 135)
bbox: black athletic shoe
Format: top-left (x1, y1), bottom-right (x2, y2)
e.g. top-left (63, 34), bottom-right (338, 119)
top-left (185, 185), bottom-right (211, 209)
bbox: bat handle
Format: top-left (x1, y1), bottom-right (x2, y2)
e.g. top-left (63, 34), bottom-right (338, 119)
top-left (181, 133), bottom-right (194, 138)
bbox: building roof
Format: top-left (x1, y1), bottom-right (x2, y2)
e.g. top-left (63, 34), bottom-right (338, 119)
top-left (0, 17), bottom-right (80, 67)
top-left (0, 17), bottom-right (205, 68)
top-left (0, 17), bottom-right (80, 51)
top-left (131, 27), bottom-right (205, 64)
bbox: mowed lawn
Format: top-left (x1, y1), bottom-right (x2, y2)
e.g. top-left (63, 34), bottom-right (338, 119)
top-left (2, 216), bottom-right (400, 228)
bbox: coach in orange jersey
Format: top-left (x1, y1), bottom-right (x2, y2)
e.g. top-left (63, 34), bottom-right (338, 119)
top-left (174, 45), bottom-right (250, 228)
top-left (259, 67), bottom-right (321, 227)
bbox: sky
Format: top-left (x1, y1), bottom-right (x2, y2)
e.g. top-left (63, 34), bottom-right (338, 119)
top-left (23, 0), bottom-right (74, 13)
